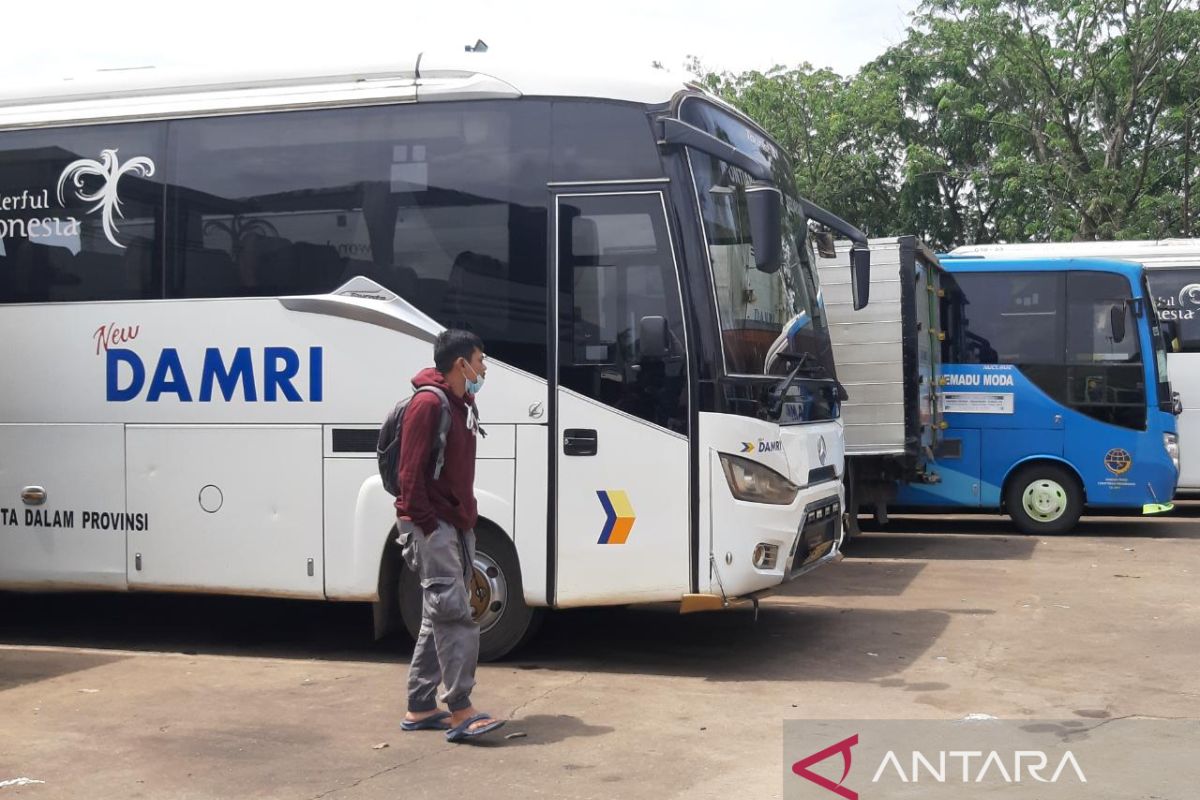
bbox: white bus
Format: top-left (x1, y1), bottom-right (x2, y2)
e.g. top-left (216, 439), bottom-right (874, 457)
top-left (0, 53), bottom-right (871, 659)
top-left (952, 240), bottom-right (1196, 492)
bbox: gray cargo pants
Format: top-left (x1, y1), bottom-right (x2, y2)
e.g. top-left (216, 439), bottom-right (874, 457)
top-left (399, 518), bottom-right (479, 713)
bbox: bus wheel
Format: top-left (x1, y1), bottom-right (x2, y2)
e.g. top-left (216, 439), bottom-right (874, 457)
top-left (1005, 464), bottom-right (1082, 535)
top-left (398, 525), bottom-right (543, 662)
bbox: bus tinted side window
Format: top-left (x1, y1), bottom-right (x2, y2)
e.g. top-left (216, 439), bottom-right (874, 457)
top-left (167, 101), bottom-right (552, 377)
top-left (942, 272), bottom-right (1064, 365)
top-left (0, 123), bottom-right (166, 303)
top-left (550, 101), bottom-right (662, 182)
top-left (1145, 267), bottom-right (1200, 352)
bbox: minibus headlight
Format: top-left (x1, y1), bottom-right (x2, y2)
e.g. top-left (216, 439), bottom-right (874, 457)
top-left (1164, 432), bottom-right (1180, 472)
top-left (719, 454), bottom-right (800, 505)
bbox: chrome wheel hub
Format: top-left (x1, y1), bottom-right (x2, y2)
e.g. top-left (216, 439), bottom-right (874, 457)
top-left (468, 550), bottom-right (508, 633)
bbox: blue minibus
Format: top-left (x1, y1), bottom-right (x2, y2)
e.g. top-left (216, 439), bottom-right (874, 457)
top-left (893, 256), bottom-right (1179, 533)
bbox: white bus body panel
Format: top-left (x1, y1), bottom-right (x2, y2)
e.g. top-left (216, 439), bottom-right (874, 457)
top-left (1176, 354), bottom-right (1200, 490)
top-left (0, 53), bottom-right (688, 132)
top-left (513, 425), bottom-right (549, 607)
top-left (0, 424), bottom-right (128, 590)
top-left (0, 295), bottom-right (545, 599)
top-left (554, 390), bottom-right (689, 607)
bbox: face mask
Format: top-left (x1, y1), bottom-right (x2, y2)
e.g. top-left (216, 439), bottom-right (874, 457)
top-left (464, 361), bottom-right (485, 395)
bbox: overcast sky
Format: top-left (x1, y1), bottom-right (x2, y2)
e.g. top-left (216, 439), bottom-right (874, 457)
top-left (2, 0), bottom-right (920, 84)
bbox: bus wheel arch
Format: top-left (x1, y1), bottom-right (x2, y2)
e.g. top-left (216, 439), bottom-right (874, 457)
top-left (1002, 459), bottom-right (1085, 535)
top-left (394, 517), bottom-right (543, 662)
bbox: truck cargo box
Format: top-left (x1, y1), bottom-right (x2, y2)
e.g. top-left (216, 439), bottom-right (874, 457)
top-left (817, 236), bottom-right (946, 470)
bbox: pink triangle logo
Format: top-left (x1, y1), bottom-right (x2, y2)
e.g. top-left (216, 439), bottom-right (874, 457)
top-left (792, 734), bottom-right (859, 799)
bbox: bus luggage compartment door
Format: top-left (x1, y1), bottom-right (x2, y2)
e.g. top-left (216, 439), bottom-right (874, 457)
top-left (125, 425), bottom-right (324, 596)
top-left (0, 424), bottom-right (128, 589)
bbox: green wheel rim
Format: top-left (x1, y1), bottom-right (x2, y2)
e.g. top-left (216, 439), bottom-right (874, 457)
top-left (1022, 479), bottom-right (1068, 523)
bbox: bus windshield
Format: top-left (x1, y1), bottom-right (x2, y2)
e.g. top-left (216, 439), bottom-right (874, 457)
top-left (689, 151), bottom-right (831, 378)
top-left (681, 103), bottom-right (833, 380)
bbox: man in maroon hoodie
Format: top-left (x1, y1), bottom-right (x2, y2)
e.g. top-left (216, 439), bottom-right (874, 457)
top-left (396, 329), bottom-right (504, 742)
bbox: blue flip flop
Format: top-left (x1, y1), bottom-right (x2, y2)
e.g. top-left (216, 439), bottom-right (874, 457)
top-left (444, 713), bottom-right (506, 743)
top-left (401, 711), bottom-right (451, 732)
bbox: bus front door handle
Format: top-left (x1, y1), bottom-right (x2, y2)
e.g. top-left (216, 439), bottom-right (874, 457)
top-left (563, 429), bottom-right (598, 456)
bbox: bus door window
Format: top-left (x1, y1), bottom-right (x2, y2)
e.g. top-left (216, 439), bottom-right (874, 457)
top-left (557, 193), bottom-right (688, 434)
top-left (1065, 271), bottom-right (1146, 430)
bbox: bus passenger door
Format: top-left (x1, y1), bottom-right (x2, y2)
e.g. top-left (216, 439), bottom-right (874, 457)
top-left (552, 191), bottom-right (691, 607)
top-left (1060, 272), bottom-right (1152, 504)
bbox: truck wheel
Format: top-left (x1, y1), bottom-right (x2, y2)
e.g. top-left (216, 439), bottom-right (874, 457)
top-left (399, 525), bottom-right (543, 661)
top-left (1005, 464), bottom-right (1083, 535)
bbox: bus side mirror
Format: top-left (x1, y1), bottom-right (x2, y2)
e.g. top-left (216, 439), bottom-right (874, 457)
top-left (638, 315), bottom-right (670, 359)
top-left (1110, 304), bottom-right (1127, 344)
top-left (746, 183), bottom-right (782, 274)
top-left (851, 245), bottom-right (871, 310)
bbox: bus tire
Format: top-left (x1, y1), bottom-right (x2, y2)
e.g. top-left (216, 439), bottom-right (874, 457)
top-left (1005, 463), bottom-right (1083, 535)
top-left (398, 524), bottom-right (543, 662)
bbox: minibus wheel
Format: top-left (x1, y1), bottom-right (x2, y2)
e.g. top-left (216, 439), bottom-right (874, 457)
top-left (398, 524), bottom-right (543, 661)
top-left (1005, 463), bottom-right (1083, 535)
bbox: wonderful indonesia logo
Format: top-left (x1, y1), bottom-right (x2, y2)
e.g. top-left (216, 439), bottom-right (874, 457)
top-left (0, 148), bottom-right (155, 250)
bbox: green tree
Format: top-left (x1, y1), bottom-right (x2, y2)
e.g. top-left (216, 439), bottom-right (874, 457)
top-left (695, 0), bottom-right (1200, 245)
top-left (917, 0), bottom-right (1200, 240)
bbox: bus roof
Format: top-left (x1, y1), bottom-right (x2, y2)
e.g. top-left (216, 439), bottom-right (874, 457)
top-left (0, 51), bottom-right (697, 131)
top-left (939, 256), bottom-right (1148, 283)
top-left (950, 239), bottom-right (1200, 269)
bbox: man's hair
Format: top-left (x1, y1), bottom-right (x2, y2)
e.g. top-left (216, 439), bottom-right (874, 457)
top-left (434, 329), bottom-right (484, 373)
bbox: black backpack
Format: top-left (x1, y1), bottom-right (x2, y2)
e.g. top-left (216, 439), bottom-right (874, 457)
top-left (377, 386), bottom-right (452, 497)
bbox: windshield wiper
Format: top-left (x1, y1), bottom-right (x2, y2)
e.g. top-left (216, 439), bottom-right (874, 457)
top-left (766, 353), bottom-right (848, 418)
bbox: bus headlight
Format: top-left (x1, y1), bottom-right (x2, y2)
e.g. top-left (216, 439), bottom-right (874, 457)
top-left (1164, 432), bottom-right (1180, 472)
top-left (719, 454), bottom-right (800, 505)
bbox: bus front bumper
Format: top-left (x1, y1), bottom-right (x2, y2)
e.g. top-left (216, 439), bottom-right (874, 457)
top-left (680, 546), bottom-right (845, 614)
top-left (685, 491), bottom-right (846, 613)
